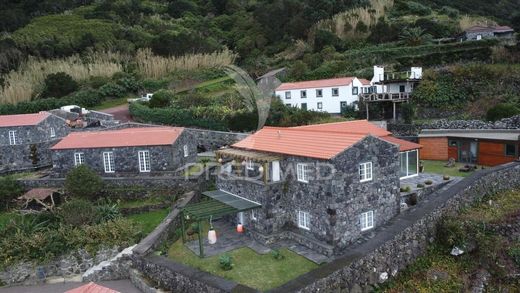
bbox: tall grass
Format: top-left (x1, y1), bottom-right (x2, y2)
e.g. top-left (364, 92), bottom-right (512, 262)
top-left (136, 49), bottom-right (237, 79)
top-left (1, 51), bottom-right (123, 104)
top-left (314, 0), bottom-right (394, 40)
top-left (459, 15), bottom-right (497, 31)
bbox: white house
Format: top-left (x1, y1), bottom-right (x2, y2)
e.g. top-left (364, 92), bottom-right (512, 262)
top-left (275, 77), bottom-right (371, 114)
top-left (367, 65), bottom-right (422, 95)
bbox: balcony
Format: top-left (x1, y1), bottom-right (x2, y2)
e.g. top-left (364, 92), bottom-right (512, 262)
top-left (361, 92), bottom-right (411, 102)
top-left (375, 71), bottom-right (421, 83)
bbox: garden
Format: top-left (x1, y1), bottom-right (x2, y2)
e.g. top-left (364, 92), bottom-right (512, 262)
top-left (0, 165), bottom-right (178, 271)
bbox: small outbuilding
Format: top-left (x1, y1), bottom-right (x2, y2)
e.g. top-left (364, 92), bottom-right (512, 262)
top-left (18, 188), bottom-right (61, 210)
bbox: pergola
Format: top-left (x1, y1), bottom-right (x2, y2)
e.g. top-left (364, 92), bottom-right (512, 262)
top-left (181, 190), bottom-right (261, 257)
top-left (215, 148), bottom-right (281, 183)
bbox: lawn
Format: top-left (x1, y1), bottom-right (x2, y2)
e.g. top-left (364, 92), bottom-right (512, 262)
top-left (421, 160), bottom-right (482, 178)
top-left (168, 240), bottom-right (318, 291)
top-left (0, 212), bottom-right (17, 229)
top-left (118, 197), bottom-right (166, 209)
top-left (127, 208), bottom-right (170, 235)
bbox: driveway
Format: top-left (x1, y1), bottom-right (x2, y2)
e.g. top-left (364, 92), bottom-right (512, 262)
top-left (99, 104), bottom-right (132, 123)
top-left (0, 280), bottom-right (141, 293)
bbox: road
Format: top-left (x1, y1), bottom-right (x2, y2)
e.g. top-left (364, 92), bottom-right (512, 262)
top-left (99, 104), bottom-right (133, 123)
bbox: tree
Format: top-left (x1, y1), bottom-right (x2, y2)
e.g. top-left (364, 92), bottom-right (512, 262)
top-left (289, 61), bottom-right (308, 80)
top-left (401, 103), bottom-right (416, 124)
top-left (399, 27), bottom-right (432, 46)
top-left (486, 103), bottom-right (520, 122)
top-left (64, 165), bottom-right (103, 200)
top-left (0, 176), bottom-right (23, 211)
top-left (167, 0), bottom-right (198, 18)
top-left (41, 72), bottom-right (78, 99)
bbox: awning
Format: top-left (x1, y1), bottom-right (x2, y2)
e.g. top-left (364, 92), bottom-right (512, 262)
top-left (203, 190), bottom-right (261, 211)
top-left (183, 190), bottom-right (261, 221)
top-left (216, 148), bottom-right (281, 162)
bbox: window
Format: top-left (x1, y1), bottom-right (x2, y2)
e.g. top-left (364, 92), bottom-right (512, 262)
top-left (301, 103), bottom-right (307, 110)
top-left (74, 153), bottom-right (84, 166)
top-left (251, 210), bottom-right (257, 221)
top-left (399, 150), bottom-right (418, 178)
top-left (183, 145), bottom-right (189, 157)
top-left (272, 161), bottom-right (280, 182)
top-left (359, 162), bottom-right (373, 182)
top-left (360, 211), bottom-right (374, 231)
top-left (8, 130), bottom-right (17, 145)
top-left (285, 91), bottom-right (291, 99)
top-left (332, 88), bottom-right (339, 96)
top-left (316, 89), bottom-right (323, 97)
top-left (103, 152), bottom-right (115, 173)
top-left (297, 163), bottom-right (309, 183)
top-left (505, 143), bottom-right (518, 157)
top-left (298, 210), bottom-right (310, 230)
top-left (138, 150), bottom-right (151, 172)
top-left (317, 102), bottom-right (323, 110)
top-left (285, 103), bottom-right (292, 107)
top-left (246, 159), bottom-right (254, 170)
top-left (352, 86), bottom-right (358, 95)
top-left (476, 34), bottom-right (482, 40)
top-left (449, 140), bottom-right (458, 147)
top-left (50, 127), bottom-right (56, 138)
top-left (399, 85), bottom-right (406, 93)
top-left (340, 101), bottom-right (347, 109)
top-left (300, 90), bottom-right (307, 98)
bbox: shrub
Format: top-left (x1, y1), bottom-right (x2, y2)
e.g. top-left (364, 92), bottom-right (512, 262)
top-left (486, 103), bottom-right (520, 122)
top-left (116, 76), bottom-right (141, 93)
top-left (95, 199), bottom-right (121, 224)
top-left (509, 246), bottom-right (520, 267)
top-left (417, 183), bottom-right (425, 188)
top-left (59, 198), bottom-right (97, 226)
top-left (436, 218), bottom-right (467, 248)
top-left (41, 72), bottom-right (78, 99)
top-left (99, 82), bottom-right (126, 98)
top-left (440, 6), bottom-right (459, 18)
top-left (408, 194), bottom-right (418, 206)
top-left (401, 103), bottom-right (415, 124)
top-left (424, 180), bottom-right (433, 185)
top-left (219, 254), bottom-right (233, 271)
top-left (443, 175), bottom-right (451, 180)
top-left (406, 1), bottom-right (432, 16)
top-left (149, 90), bottom-right (173, 108)
top-left (271, 249), bottom-right (285, 260)
top-left (0, 176), bottom-right (23, 211)
top-left (64, 165), bottom-right (104, 200)
top-left (400, 186), bottom-right (412, 193)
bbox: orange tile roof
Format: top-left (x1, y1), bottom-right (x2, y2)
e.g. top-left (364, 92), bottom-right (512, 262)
top-left (51, 127), bottom-right (184, 150)
top-left (232, 127), bottom-right (368, 159)
top-left (66, 282), bottom-right (120, 293)
top-left (293, 120), bottom-right (391, 136)
top-left (0, 112), bottom-right (50, 127)
top-left (380, 135), bottom-right (422, 152)
top-left (358, 78), bottom-right (371, 85)
top-left (276, 77), bottom-right (355, 91)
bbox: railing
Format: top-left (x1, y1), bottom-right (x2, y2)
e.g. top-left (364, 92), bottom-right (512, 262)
top-left (361, 92), bottom-right (411, 102)
top-left (377, 71), bottom-right (421, 81)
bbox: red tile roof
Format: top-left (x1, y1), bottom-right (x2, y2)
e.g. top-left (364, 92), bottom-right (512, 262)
top-left (51, 127), bottom-right (184, 150)
top-left (358, 78), bottom-right (371, 85)
top-left (66, 282), bottom-right (120, 293)
top-left (0, 112), bottom-right (50, 127)
top-left (276, 77), bottom-right (355, 91)
top-left (232, 127), bottom-right (367, 159)
top-left (380, 135), bottom-right (422, 152)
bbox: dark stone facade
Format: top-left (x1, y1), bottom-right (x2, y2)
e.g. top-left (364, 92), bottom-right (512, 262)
top-left (217, 136), bottom-right (400, 254)
top-left (51, 130), bottom-right (196, 177)
top-left (0, 114), bottom-right (69, 173)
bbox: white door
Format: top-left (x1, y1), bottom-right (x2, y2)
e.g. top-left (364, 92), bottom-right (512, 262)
top-left (237, 212), bottom-right (244, 225)
top-left (272, 161), bottom-right (280, 182)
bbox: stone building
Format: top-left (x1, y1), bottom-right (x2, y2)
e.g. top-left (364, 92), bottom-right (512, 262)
top-left (459, 25), bottom-right (515, 41)
top-left (0, 112), bottom-right (69, 173)
top-left (212, 120), bottom-right (422, 255)
top-left (51, 127), bottom-right (196, 177)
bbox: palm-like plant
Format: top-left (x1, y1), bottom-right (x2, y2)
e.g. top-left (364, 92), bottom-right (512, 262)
top-left (399, 27), bottom-right (432, 46)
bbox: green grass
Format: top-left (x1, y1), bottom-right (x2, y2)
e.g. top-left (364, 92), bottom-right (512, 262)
top-left (127, 208), bottom-right (170, 235)
top-left (92, 97), bottom-right (129, 110)
top-left (168, 240), bottom-right (318, 291)
top-left (421, 160), bottom-right (482, 178)
top-left (0, 212), bottom-right (17, 230)
top-left (118, 197), bottom-right (165, 209)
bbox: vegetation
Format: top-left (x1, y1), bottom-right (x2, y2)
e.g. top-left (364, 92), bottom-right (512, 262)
top-left (127, 208), bottom-right (170, 235)
top-left (421, 160), bottom-right (478, 178)
top-left (168, 241), bottom-right (318, 291)
top-left (379, 189), bottom-right (520, 292)
top-left (64, 165), bottom-right (104, 200)
top-left (486, 103), bottom-right (520, 122)
top-left (0, 176), bottom-right (23, 211)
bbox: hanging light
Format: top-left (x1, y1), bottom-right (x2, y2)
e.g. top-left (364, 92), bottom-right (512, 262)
top-left (236, 222), bottom-right (244, 233)
top-left (218, 158), bottom-right (223, 163)
top-left (208, 216), bottom-right (217, 244)
top-left (258, 166), bottom-right (264, 173)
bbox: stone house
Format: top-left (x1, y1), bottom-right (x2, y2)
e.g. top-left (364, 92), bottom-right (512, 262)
top-left (0, 112), bottom-right (69, 173)
top-left (213, 120), bottom-right (421, 255)
top-left (50, 127), bottom-right (196, 177)
top-left (459, 25), bottom-right (515, 41)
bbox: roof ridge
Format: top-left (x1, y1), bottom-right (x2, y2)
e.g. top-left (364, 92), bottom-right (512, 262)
top-left (260, 126), bottom-right (369, 136)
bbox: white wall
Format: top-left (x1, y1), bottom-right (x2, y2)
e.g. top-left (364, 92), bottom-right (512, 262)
top-left (275, 79), bottom-right (366, 113)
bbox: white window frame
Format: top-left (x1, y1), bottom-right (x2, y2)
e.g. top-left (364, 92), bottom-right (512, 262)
top-left (359, 162), bottom-right (373, 182)
top-left (138, 150), bottom-right (151, 173)
top-left (103, 152), bottom-right (115, 173)
top-left (298, 210), bottom-right (310, 230)
top-left (8, 130), bottom-right (17, 145)
top-left (246, 159), bottom-right (254, 170)
top-left (251, 210), bottom-right (257, 221)
top-left (285, 91), bottom-right (291, 99)
top-left (296, 163), bottom-right (309, 183)
top-left (50, 127), bottom-right (56, 138)
top-left (352, 86), bottom-right (359, 95)
top-left (399, 150), bottom-right (419, 179)
top-left (300, 90), bottom-right (307, 98)
top-left (183, 144), bottom-right (189, 157)
top-left (74, 152), bottom-right (84, 166)
top-left (360, 210), bottom-right (374, 231)
top-left (317, 102), bottom-right (323, 110)
top-left (332, 88), bottom-right (339, 96)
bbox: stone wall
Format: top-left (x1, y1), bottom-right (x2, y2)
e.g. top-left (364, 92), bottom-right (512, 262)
top-left (0, 247), bottom-right (120, 286)
top-left (269, 161), bottom-right (520, 293)
top-left (186, 128), bottom-right (249, 151)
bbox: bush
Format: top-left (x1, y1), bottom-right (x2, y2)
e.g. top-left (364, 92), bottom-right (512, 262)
top-left (443, 175), bottom-right (451, 180)
top-left (149, 90), bottom-right (173, 108)
top-left (0, 176), bottom-right (23, 211)
top-left (436, 218), bottom-right (467, 248)
top-left (400, 186), bottom-right (412, 192)
top-left (41, 72), bottom-right (78, 99)
top-left (416, 183), bottom-right (425, 188)
top-left (59, 198), bottom-right (97, 226)
top-left (424, 180), bottom-right (433, 185)
top-left (440, 6), bottom-right (459, 18)
top-left (486, 103), bottom-right (520, 122)
top-left (401, 103), bottom-right (415, 124)
top-left (95, 199), bottom-right (121, 224)
top-left (406, 1), bottom-right (432, 16)
top-left (99, 82), bottom-right (126, 98)
top-left (64, 165), bottom-right (103, 200)
top-left (271, 249), bottom-right (285, 260)
top-left (219, 254), bottom-right (233, 271)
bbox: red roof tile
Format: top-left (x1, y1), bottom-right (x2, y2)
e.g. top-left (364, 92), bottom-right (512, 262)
top-left (380, 135), bottom-right (422, 152)
top-left (0, 112), bottom-right (50, 127)
top-left (232, 127), bottom-right (368, 159)
top-left (51, 127), bottom-right (184, 150)
top-left (358, 78), bottom-right (371, 85)
top-left (66, 282), bottom-right (119, 293)
top-left (276, 77), bottom-right (355, 91)
top-left (293, 120), bottom-right (391, 136)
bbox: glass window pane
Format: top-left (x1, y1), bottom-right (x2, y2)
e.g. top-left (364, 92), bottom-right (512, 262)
top-left (400, 152), bottom-right (407, 177)
top-left (407, 150), bottom-right (418, 176)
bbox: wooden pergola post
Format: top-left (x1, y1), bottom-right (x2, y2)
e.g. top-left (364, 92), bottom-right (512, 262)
top-left (181, 211), bottom-right (186, 243)
top-left (263, 162), bottom-right (269, 184)
top-left (197, 219), bottom-right (204, 257)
